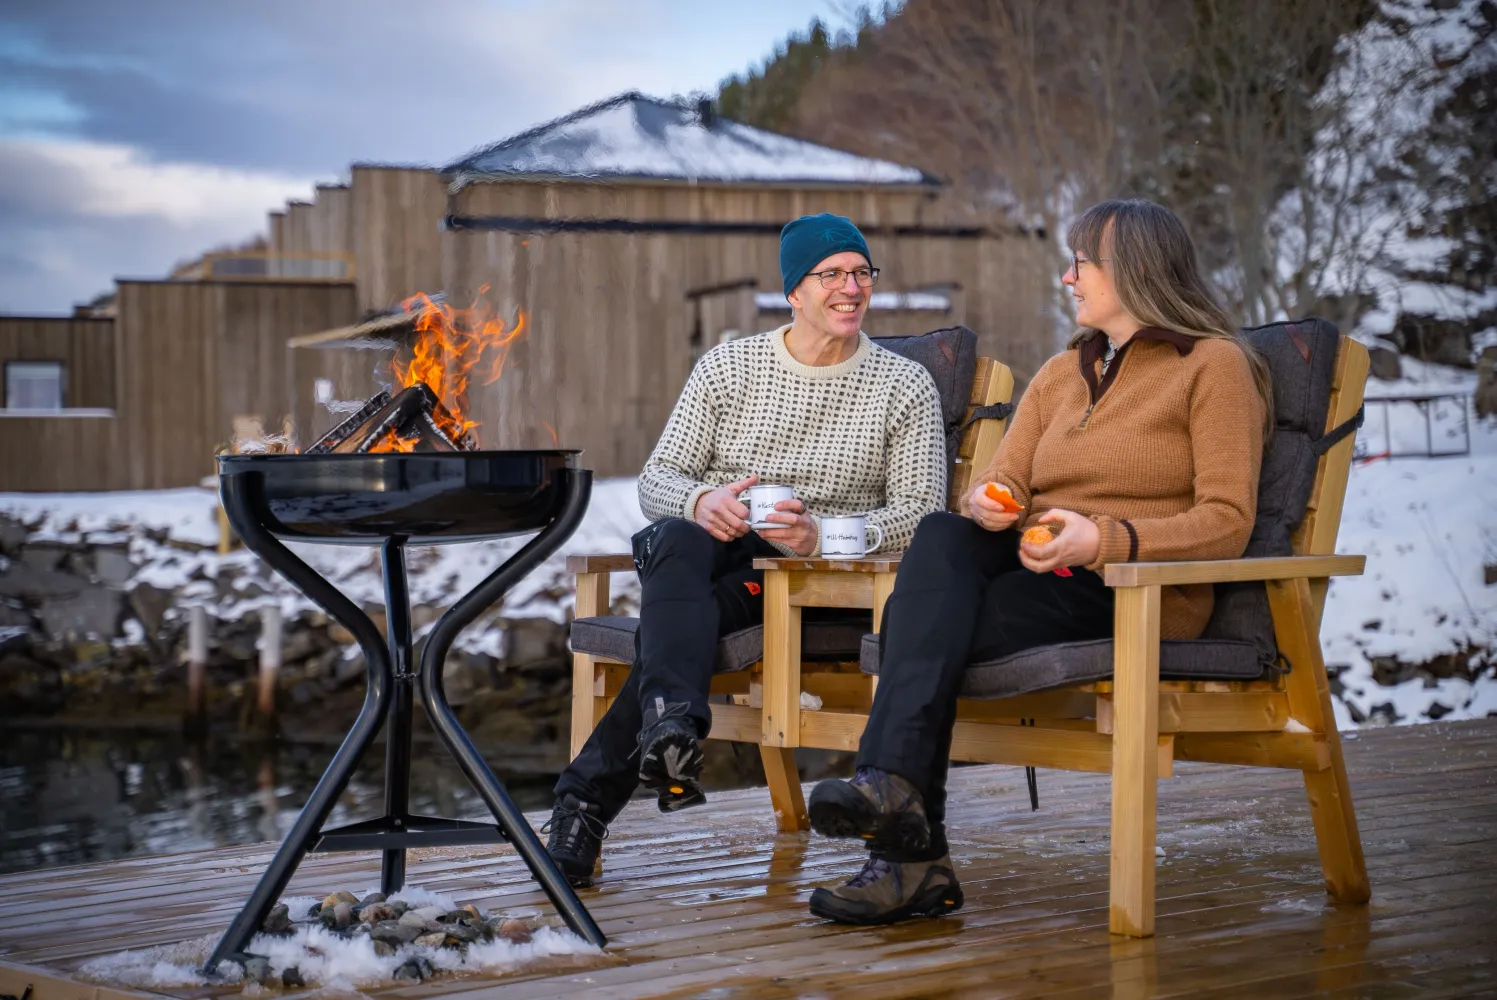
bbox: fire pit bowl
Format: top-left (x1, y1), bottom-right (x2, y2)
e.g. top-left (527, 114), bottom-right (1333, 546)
top-left (218, 449), bottom-right (580, 541)
top-left (206, 452), bottom-right (604, 974)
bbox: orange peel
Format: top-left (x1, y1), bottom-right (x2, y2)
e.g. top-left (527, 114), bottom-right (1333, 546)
top-left (982, 482), bottom-right (1024, 513)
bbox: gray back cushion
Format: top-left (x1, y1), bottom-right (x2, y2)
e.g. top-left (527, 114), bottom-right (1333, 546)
top-left (1200, 318), bottom-right (1344, 671)
top-left (873, 326), bottom-right (979, 466)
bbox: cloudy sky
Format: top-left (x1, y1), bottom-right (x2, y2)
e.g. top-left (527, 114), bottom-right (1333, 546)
top-left (0, 0), bottom-right (843, 314)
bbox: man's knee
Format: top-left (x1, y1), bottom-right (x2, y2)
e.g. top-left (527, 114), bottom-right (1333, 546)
top-left (639, 517), bottom-right (716, 575)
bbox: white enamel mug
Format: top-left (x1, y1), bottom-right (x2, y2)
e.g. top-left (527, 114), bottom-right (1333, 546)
top-left (819, 515), bottom-right (884, 559)
top-left (745, 484), bottom-right (795, 529)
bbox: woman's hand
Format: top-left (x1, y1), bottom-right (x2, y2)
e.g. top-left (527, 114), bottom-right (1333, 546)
top-left (968, 483), bottom-right (1021, 533)
top-left (1019, 509), bottom-right (1100, 573)
top-left (758, 498), bottom-right (818, 556)
top-left (694, 474), bottom-right (758, 542)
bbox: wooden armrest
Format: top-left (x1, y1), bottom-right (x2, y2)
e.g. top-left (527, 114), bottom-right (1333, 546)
top-left (566, 554), bottom-right (635, 574)
top-left (1104, 554), bottom-right (1365, 588)
top-left (753, 555), bottom-right (903, 573)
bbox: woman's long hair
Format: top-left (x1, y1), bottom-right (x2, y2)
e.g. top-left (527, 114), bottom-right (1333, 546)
top-left (1067, 199), bottom-right (1274, 435)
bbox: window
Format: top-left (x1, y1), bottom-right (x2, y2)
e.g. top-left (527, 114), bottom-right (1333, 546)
top-left (5, 361), bottom-right (65, 410)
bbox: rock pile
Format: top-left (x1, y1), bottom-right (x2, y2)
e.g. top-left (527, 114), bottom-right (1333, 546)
top-left (230, 892), bottom-right (542, 986)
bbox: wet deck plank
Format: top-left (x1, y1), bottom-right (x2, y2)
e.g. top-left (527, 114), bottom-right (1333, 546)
top-left (1, 719), bottom-right (1494, 999)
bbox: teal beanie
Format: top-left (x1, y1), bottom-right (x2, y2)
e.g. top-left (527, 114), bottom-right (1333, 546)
top-left (779, 214), bottom-right (872, 296)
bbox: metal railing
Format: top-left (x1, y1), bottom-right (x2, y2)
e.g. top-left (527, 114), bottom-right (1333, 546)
top-left (1355, 393), bottom-right (1472, 461)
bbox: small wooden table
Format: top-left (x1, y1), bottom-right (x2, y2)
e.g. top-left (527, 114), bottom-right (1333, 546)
top-left (750, 555), bottom-right (902, 749)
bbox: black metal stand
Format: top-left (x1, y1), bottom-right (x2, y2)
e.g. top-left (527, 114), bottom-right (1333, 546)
top-left (204, 468), bottom-right (603, 973)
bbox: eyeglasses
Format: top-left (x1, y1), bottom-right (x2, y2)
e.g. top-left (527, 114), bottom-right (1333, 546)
top-left (808, 267), bottom-right (880, 289)
top-left (1068, 252), bottom-right (1111, 276)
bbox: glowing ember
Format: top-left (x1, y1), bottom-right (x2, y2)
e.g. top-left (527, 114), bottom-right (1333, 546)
top-left (373, 288), bottom-right (526, 451)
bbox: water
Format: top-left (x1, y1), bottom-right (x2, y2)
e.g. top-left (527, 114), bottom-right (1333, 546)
top-left (0, 725), bottom-right (559, 876)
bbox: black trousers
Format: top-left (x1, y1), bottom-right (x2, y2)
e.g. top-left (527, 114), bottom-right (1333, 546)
top-left (856, 512), bottom-right (1115, 860)
top-left (555, 518), bottom-right (782, 822)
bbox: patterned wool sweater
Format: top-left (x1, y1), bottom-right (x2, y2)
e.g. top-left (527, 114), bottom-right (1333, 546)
top-left (970, 330), bottom-right (1265, 638)
top-left (639, 325), bottom-right (948, 556)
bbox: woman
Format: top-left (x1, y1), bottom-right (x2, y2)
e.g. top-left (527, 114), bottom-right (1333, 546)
top-left (804, 198), bottom-right (1273, 926)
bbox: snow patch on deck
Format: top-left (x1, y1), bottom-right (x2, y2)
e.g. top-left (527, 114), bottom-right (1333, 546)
top-left (74, 885), bottom-right (600, 991)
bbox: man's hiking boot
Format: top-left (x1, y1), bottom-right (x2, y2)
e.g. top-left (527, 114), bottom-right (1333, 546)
top-left (808, 855), bottom-right (964, 925)
top-left (542, 794), bottom-right (607, 887)
top-left (808, 766), bottom-right (929, 853)
top-left (637, 697), bottom-right (706, 812)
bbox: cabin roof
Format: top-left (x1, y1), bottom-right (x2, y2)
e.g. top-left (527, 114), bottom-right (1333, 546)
top-left (444, 92), bottom-right (937, 188)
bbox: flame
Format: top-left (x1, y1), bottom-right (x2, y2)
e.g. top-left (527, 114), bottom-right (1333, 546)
top-left (378, 287), bottom-right (526, 449)
top-left (541, 420), bottom-right (559, 447)
top-left (374, 429), bottom-right (420, 453)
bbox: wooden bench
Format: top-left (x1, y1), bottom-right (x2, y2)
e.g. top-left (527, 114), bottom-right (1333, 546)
top-left (568, 331), bottom-right (1371, 939)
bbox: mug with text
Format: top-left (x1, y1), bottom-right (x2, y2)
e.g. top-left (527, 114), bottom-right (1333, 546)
top-left (745, 484), bottom-right (796, 529)
top-left (820, 515), bottom-right (883, 559)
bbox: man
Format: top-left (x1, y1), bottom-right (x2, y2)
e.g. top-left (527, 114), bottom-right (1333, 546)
top-left (544, 213), bottom-right (948, 886)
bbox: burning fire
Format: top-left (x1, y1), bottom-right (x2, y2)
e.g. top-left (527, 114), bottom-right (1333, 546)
top-left (370, 288), bottom-right (526, 452)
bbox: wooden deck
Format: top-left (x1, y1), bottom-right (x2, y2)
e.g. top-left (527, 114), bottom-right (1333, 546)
top-left (2, 719), bottom-right (1495, 999)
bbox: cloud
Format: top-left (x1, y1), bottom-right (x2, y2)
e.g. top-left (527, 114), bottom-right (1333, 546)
top-left (0, 137), bottom-right (314, 312)
top-left (0, 0), bottom-right (844, 312)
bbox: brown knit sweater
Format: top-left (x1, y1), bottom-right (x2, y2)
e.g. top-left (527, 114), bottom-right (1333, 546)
top-left (968, 328), bottom-right (1265, 638)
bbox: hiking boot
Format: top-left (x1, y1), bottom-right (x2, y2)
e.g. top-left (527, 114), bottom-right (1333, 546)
top-left (808, 766), bottom-right (929, 854)
top-left (808, 855), bottom-right (964, 925)
top-left (637, 697), bottom-right (706, 812)
top-left (541, 794), bottom-right (607, 887)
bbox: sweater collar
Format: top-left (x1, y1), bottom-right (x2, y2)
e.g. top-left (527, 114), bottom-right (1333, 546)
top-left (770, 324), bottom-right (872, 380)
top-left (1078, 327), bottom-right (1196, 403)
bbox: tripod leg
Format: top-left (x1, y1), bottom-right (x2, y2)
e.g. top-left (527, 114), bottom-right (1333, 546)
top-left (381, 539), bottom-right (413, 895)
top-left (206, 475), bottom-right (393, 975)
top-left (417, 469), bottom-right (607, 948)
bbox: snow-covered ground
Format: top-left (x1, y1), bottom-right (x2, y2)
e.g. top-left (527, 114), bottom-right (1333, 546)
top-left (3, 362), bottom-right (1493, 728)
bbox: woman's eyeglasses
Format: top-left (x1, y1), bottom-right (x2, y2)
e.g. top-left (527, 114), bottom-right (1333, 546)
top-left (1068, 253), bottom-right (1111, 276)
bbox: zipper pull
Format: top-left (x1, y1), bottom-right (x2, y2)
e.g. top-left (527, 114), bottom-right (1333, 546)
top-left (1078, 404), bottom-right (1094, 429)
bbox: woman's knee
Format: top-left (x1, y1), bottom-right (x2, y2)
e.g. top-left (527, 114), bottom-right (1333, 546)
top-left (908, 511), bottom-right (981, 557)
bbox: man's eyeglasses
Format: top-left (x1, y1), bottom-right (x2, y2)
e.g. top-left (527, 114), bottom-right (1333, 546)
top-left (808, 267), bottom-right (880, 289)
top-left (1068, 253), bottom-right (1111, 276)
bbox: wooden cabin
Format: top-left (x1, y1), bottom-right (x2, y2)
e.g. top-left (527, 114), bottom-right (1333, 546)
top-left (294, 93), bottom-right (1053, 478)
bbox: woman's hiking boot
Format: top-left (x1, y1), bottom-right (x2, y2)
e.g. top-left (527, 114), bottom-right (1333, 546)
top-left (807, 766), bottom-right (930, 853)
top-left (542, 794), bottom-right (607, 887)
top-left (808, 855), bottom-right (964, 925)
top-left (637, 697), bottom-right (706, 812)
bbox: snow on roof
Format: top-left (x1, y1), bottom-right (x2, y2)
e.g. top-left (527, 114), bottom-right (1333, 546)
top-left (445, 92), bottom-right (936, 187)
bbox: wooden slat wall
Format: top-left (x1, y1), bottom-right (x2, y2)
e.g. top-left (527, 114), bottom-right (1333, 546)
top-left (351, 166), bottom-right (447, 314)
top-left (439, 212), bottom-right (1050, 477)
top-left (113, 280), bottom-right (357, 489)
top-left (0, 415), bottom-right (125, 491)
top-left (0, 316), bottom-right (116, 408)
top-left (0, 317), bottom-right (126, 491)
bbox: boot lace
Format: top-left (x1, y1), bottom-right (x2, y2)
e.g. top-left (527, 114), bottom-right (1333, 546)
top-left (845, 856), bottom-right (895, 889)
top-left (541, 800), bottom-right (608, 853)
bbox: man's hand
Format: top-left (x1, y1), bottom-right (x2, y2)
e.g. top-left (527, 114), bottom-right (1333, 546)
top-left (1019, 509), bottom-right (1101, 573)
top-left (968, 482), bottom-right (1021, 533)
top-left (694, 474), bottom-right (758, 542)
top-left (757, 498), bottom-right (818, 556)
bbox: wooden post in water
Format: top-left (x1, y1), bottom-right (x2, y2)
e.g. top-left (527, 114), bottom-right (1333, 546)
top-left (257, 603), bottom-right (283, 722)
top-left (184, 604), bottom-right (209, 733)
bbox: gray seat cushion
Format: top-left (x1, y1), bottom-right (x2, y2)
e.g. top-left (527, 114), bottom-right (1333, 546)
top-left (859, 633), bottom-right (1262, 700)
top-left (874, 326), bottom-right (978, 466)
top-left (571, 615), bottom-right (869, 675)
top-left (1202, 318), bottom-right (1349, 673)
